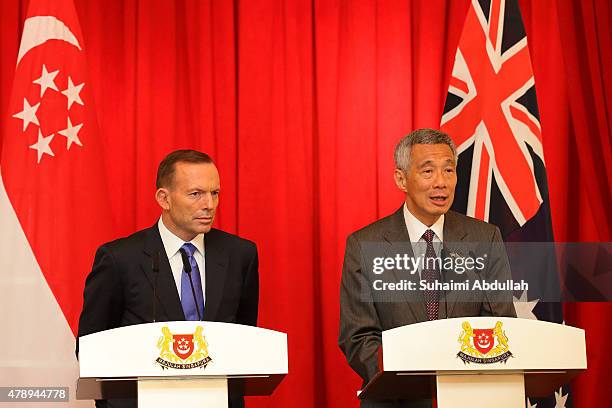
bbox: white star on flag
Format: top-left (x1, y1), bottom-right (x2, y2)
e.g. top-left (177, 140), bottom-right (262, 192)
top-left (28, 129), bottom-right (55, 163)
top-left (526, 398), bottom-right (537, 408)
top-left (12, 97), bottom-right (40, 131)
top-left (57, 117), bottom-right (83, 149)
top-left (2, 1), bottom-right (117, 405)
top-left (61, 76), bottom-right (84, 109)
top-left (513, 290), bottom-right (540, 320)
top-left (32, 64), bottom-right (59, 97)
top-left (554, 387), bottom-right (568, 408)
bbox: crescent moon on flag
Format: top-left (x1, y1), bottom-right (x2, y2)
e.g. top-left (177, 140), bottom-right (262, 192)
top-left (17, 16), bottom-right (82, 66)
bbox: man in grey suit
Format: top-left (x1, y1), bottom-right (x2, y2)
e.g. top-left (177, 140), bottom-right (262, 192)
top-left (339, 129), bottom-right (516, 407)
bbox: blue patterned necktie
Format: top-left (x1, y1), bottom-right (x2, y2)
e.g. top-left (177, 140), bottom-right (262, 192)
top-left (422, 229), bottom-right (441, 320)
top-left (180, 243), bottom-right (204, 321)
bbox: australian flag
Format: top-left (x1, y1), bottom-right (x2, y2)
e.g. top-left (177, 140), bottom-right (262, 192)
top-left (440, 0), bottom-right (571, 406)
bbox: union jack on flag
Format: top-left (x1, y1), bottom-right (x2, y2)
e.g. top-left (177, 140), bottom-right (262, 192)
top-left (441, 0), bottom-right (543, 227)
top-left (441, 1), bottom-right (573, 406)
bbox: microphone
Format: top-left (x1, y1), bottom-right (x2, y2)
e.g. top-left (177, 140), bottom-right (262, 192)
top-left (179, 248), bottom-right (202, 321)
top-left (470, 250), bottom-right (496, 317)
top-left (438, 245), bottom-right (449, 319)
top-left (152, 250), bottom-right (160, 322)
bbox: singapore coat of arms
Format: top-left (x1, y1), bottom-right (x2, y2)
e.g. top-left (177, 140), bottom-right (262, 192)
top-left (155, 325), bottom-right (212, 369)
top-left (457, 321), bottom-right (513, 364)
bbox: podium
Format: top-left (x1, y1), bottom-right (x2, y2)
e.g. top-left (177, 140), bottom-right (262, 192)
top-left (359, 317), bottom-right (586, 407)
top-left (77, 321), bottom-right (287, 407)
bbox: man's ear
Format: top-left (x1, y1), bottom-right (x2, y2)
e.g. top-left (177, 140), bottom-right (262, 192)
top-left (155, 188), bottom-right (170, 210)
top-left (394, 169), bottom-right (408, 193)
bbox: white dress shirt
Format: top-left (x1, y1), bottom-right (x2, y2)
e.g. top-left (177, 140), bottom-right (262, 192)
top-left (157, 218), bottom-right (206, 302)
top-left (403, 203), bottom-right (444, 277)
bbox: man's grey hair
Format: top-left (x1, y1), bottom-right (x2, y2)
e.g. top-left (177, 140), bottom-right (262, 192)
top-left (394, 128), bottom-right (458, 170)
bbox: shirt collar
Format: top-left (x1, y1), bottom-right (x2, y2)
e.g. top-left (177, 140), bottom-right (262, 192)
top-left (403, 203), bottom-right (444, 242)
top-left (157, 217), bottom-right (205, 258)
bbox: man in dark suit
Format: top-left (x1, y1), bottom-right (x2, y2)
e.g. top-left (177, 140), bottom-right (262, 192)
top-left (77, 150), bottom-right (258, 408)
top-left (339, 129), bottom-right (516, 408)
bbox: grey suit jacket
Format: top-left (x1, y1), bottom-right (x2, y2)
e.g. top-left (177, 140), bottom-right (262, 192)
top-left (339, 207), bottom-right (516, 407)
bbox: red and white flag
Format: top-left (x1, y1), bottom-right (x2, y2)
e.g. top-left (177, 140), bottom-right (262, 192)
top-left (0, 0), bottom-right (114, 404)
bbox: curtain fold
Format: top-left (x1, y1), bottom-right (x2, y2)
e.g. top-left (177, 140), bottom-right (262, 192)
top-left (520, 1), bottom-right (612, 406)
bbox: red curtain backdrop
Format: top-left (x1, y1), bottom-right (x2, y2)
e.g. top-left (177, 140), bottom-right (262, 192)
top-left (520, 1), bottom-right (612, 406)
top-left (1, 1), bottom-right (610, 407)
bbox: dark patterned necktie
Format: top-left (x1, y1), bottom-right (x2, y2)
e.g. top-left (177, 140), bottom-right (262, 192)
top-left (422, 229), bottom-right (441, 320)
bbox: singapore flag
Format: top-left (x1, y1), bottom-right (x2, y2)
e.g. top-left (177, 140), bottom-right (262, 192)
top-left (0, 0), bottom-right (114, 405)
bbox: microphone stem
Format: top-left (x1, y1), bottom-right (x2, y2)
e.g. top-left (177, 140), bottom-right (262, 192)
top-left (187, 271), bottom-right (202, 321)
top-left (152, 250), bottom-right (160, 323)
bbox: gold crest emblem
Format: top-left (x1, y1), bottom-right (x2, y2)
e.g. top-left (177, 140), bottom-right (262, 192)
top-left (155, 326), bottom-right (212, 369)
top-left (457, 321), bottom-right (512, 364)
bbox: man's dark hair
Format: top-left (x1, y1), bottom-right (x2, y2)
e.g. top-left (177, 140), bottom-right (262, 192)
top-left (156, 149), bottom-right (214, 189)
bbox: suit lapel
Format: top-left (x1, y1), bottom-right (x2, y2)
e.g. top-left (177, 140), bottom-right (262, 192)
top-left (441, 211), bottom-right (468, 318)
top-left (383, 207), bottom-right (428, 323)
top-left (142, 225), bottom-right (185, 321)
top-left (202, 230), bottom-right (228, 321)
